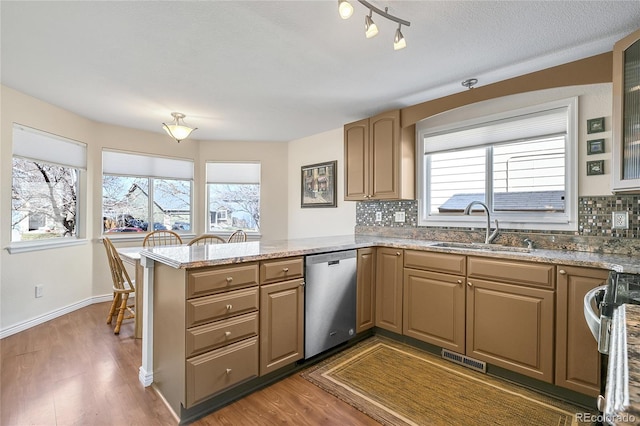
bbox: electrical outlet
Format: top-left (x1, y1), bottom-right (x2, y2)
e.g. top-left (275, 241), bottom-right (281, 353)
top-left (35, 285), bottom-right (43, 298)
top-left (612, 211), bottom-right (629, 229)
top-left (394, 211), bottom-right (406, 223)
top-left (375, 212), bottom-right (382, 222)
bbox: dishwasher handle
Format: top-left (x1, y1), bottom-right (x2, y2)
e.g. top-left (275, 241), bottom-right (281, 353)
top-left (584, 285), bottom-right (607, 341)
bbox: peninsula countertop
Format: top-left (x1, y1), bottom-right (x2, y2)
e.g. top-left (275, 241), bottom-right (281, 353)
top-left (140, 234), bottom-right (640, 274)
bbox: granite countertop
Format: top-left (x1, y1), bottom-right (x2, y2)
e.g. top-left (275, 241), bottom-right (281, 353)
top-left (140, 234), bottom-right (640, 274)
top-left (605, 304), bottom-right (640, 425)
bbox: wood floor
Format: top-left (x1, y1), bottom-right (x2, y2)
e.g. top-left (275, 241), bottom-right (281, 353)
top-left (1, 302), bottom-right (379, 425)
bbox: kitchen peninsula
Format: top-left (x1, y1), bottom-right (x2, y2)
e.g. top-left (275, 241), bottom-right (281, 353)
top-left (139, 234), bottom-right (640, 424)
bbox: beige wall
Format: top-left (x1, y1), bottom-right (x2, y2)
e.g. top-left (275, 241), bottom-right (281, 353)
top-left (0, 85), bottom-right (288, 335)
top-left (287, 128), bottom-right (356, 238)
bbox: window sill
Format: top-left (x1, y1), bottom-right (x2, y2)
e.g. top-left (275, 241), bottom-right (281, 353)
top-left (6, 238), bottom-right (88, 254)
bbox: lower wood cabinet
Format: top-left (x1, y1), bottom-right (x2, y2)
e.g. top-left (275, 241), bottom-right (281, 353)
top-left (375, 247), bottom-right (403, 333)
top-left (259, 278), bottom-right (304, 375)
top-left (555, 265), bottom-right (608, 396)
top-left (466, 277), bottom-right (555, 383)
top-left (403, 250), bottom-right (466, 353)
top-left (356, 248), bottom-right (376, 333)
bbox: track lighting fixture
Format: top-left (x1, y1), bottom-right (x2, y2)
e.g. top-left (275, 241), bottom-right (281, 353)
top-left (338, 0), bottom-right (354, 19)
top-left (162, 112), bottom-right (197, 143)
top-left (338, 0), bottom-right (410, 50)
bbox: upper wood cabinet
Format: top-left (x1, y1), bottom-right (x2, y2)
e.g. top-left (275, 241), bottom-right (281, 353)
top-left (612, 28), bottom-right (640, 193)
top-left (344, 110), bottom-right (415, 201)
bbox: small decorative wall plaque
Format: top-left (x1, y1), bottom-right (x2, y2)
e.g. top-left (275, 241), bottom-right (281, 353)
top-left (587, 159), bottom-right (605, 175)
top-left (587, 139), bottom-right (605, 155)
top-left (587, 117), bottom-right (605, 134)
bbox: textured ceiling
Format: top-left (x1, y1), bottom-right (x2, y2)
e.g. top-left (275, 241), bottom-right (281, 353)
top-left (2, 1), bottom-right (640, 142)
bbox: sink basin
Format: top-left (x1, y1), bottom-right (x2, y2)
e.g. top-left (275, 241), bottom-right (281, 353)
top-left (430, 242), bottom-right (532, 253)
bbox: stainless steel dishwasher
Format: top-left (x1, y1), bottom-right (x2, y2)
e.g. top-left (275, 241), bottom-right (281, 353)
top-left (304, 250), bottom-right (357, 359)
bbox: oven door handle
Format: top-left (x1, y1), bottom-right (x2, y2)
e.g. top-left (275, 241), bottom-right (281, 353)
top-left (584, 285), bottom-right (607, 341)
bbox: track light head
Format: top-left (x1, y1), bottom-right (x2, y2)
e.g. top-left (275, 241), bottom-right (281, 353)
top-left (338, 0), bottom-right (354, 19)
top-left (393, 25), bottom-right (406, 50)
top-left (364, 10), bottom-right (378, 38)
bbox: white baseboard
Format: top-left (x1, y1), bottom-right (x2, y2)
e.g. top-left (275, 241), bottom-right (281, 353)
top-left (0, 294), bottom-right (112, 339)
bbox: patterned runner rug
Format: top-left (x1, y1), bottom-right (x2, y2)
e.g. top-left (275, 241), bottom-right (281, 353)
top-left (301, 337), bottom-right (594, 425)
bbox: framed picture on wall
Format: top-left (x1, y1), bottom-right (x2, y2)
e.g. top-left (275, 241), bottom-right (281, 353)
top-left (587, 117), bottom-right (605, 134)
top-left (587, 160), bottom-right (605, 175)
top-left (587, 139), bottom-right (605, 155)
top-left (301, 161), bottom-right (337, 208)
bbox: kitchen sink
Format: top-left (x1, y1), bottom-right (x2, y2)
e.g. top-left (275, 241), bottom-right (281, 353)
top-left (429, 242), bottom-right (533, 253)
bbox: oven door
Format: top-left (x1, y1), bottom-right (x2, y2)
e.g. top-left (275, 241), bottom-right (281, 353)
top-left (584, 284), bottom-right (610, 354)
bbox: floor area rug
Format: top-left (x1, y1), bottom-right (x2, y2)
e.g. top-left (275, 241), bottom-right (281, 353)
top-left (301, 337), bottom-right (594, 426)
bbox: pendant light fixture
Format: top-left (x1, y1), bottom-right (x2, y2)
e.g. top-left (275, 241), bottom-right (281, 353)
top-left (338, 0), bottom-right (410, 50)
top-left (162, 112), bottom-right (197, 143)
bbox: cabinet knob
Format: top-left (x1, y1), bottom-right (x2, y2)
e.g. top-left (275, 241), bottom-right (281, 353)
top-left (457, 279), bottom-right (462, 284)
top-left (300, 281), bottom-right (305, 287)
top-left (224, 331), bottom-right (231, 337)
top-left (467, 282), bottom-right (473, 287)
top-left (226, 368), bottom-right (232, 375)
top-left (283, 267), bottom-right (289, 272)
top-left (226, 304), bottom-right (233, 310)
top-left (559, 269), bottom-right (567, 275)
top-left (396, 252), bottom-right (401, 256)
top-left (226, 277), bottom-right (233, 282)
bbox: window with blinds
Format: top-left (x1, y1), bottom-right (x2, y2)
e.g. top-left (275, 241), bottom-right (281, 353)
top-left (206, 162), bottom-right (261, 233)
top-left (417, 98), bottom-right (577, 231)
top-left (102, 150), bottom-right (194, 234)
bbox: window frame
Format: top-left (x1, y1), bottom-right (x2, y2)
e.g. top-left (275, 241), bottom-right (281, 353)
top-left (417, 97), bottom-right (578, 231)
top-left (9, 124), bottom-right (87, 253)
top-left (101, 150), bottom-right (195, 239)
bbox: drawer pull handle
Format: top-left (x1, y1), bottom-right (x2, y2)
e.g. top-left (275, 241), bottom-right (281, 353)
top-left (226, 304), bottom-right (233, 310)
top-left (283, 267), bottom-right (289, 272)
top-left (226, 368), bottom-right (232, 375)
top-left (226, 277), bottom-right (233, 282)
top-left (559, 269), bottom-right (567, 275)
top-left (224, 331), bottom-right (231, 337)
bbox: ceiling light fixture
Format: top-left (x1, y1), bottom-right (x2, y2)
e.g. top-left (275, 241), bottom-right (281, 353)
top-left (162, 112), bottom-right (197, 143)
top-left (338, 0), bottom-right (410, 50)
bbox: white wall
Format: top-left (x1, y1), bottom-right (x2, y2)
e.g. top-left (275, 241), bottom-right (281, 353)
top-left (0, 85), bottom-right (288, 336)
top-left (287, 128), bottom-right (356, 238)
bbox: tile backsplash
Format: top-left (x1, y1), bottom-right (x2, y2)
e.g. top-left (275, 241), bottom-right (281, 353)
top-left (355, 195), bottom-right (640, 255)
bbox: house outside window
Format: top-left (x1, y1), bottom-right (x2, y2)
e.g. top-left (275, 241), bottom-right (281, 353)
top-left (11, 124), bottom-right (86, 242)
top-left (102, 150), bottom-right (193, 234)
top-left (207, 162), bottom-right (260, 233)
top-left (417, 98), bottom-right (577, 231)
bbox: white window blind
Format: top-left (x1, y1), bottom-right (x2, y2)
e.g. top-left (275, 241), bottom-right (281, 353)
top-left (423, 107), bottom-right (568, 154)
top-left (103, 150), bottom-right (193, 180)
top-left (13, 124), bottom-right (87, 169)
top-left (206, 162), bottom-right (261, 184)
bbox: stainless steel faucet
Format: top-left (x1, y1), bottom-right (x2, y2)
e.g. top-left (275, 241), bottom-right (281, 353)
top-left (463, 201), bottom-right (499, 244)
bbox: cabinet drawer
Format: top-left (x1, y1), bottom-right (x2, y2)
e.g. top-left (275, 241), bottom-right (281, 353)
top-left (260, 257), bottom-right (304, 284)
top-left (186, 287), bottom-right (259, 328)
top-left (187, 263), bottom-right (259, 298)
top-left (467, 256), bottom-right (555, 289)
top-left (186, 336), bottom-right (259, 408)
top-left (186, 312), bottom-right (258, 358)
top-left (404, 250), bottom-right (466, 275)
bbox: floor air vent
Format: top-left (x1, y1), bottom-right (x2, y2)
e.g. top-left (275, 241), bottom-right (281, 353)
top-left (441, 349), bottom-right (487, 373)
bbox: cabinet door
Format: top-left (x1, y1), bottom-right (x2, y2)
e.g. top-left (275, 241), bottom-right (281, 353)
top-left (466, 278), bottom-right (554, 383)
top-left (370, 110), bottom-right (401, 200)
top-left (555, 266), bottom-right (608, 396)
top-left (356, 248), bottom-right (376, 333)
top-left (612, 28), bottom-right (640, 192)
top-left (403, 268), bottom-right (465, 352)
top-left (344, 118), bottom-right (369, 200)
top-left (375, 247), bottom-right (403, 333)
top-left (260, 279), bottom-right (304, 375)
